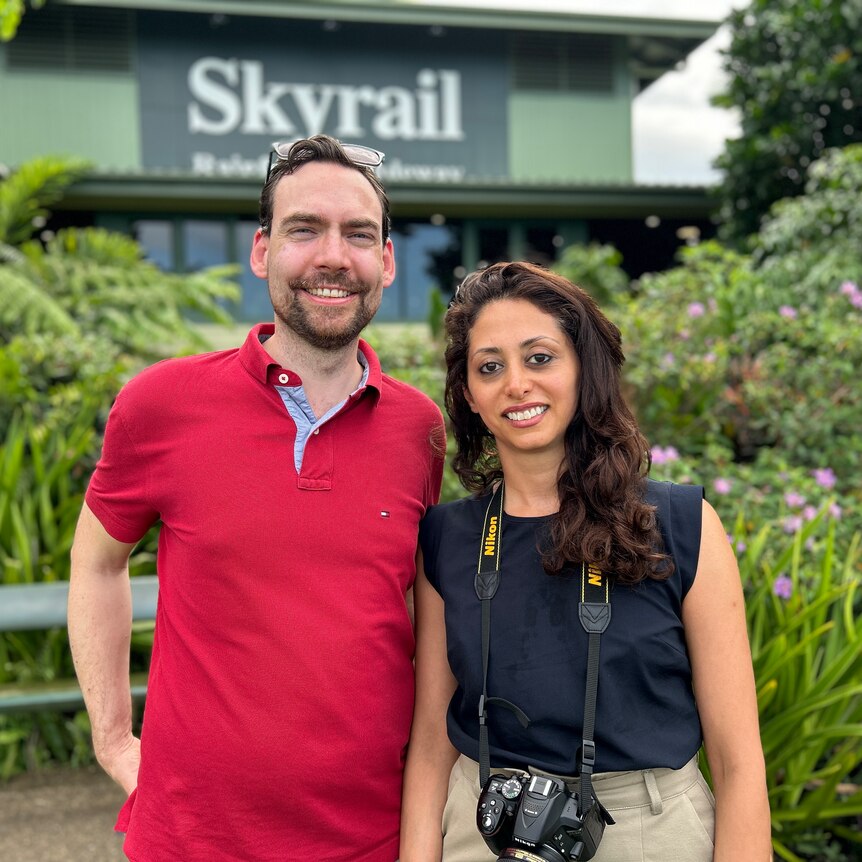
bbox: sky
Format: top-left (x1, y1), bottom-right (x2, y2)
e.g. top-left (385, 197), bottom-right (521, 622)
top-left (431, 0), bottom-right (751, 185)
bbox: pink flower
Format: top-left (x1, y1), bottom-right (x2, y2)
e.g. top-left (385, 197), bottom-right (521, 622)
top-left (703, 352), bottom-right (717, 363)
top-left (783, 515), bottom-right (803, 534)
top-left (829, 503), bottom-right (843, 519)
top-left (852, 293), bottom-right (862, 309)
top-left (773, 575), bottom-right (792, 600)
top-left (713, 478), bottom-right (733, 495)
top-left (812, 468), bottom-right (836, 490)
top-left (779, 305), bottom-right (797, 319)
top-left (803, 505), bottom-right (818, 522)
top-left (840, 280), bottom-right (859, 296)
top-left (784, 491), bottom-right (806, 508)
top-left (687, 302), bottom-right (705, 318)
top-left (736, 540), bottom-right (747, 553)
top-left (650, 445), bottom-right (680, 465)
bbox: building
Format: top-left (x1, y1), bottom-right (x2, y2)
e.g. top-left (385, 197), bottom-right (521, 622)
top-left (0, 0), bottom-right (722, 321)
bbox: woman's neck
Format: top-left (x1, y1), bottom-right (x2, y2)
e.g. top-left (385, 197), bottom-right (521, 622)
top-left (497, 452), bottom-right (563, 517)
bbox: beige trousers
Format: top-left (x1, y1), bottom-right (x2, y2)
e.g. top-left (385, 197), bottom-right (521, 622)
top-left (441, 754), bottom-right (715, 862)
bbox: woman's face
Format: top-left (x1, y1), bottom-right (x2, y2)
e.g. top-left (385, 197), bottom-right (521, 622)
top-left (463, 298), bottom-right (579, 463)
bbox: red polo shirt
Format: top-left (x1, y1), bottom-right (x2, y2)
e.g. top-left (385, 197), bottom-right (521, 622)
top-left (86, 324), bottom-right (445, 862)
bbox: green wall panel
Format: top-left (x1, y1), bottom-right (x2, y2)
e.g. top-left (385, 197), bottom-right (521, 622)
top-left (508, 91), bottom-right (632, 184)
top-left (0, 65), bottom-right (141, 169)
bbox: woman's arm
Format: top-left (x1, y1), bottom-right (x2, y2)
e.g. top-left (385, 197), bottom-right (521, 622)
top-left (400, 550), bottom-right (460, 862)
top-left (683, 500), bottom-right (772, 861)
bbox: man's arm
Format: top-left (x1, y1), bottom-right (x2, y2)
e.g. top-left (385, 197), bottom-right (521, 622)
top-left (68, 502), bottom-right (141, 795)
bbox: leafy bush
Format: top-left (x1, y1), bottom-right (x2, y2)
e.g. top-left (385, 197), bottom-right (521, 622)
top-left (741, 517), bottom-right (862, 861)
top-left (0, 156), bottom-right (235, 776)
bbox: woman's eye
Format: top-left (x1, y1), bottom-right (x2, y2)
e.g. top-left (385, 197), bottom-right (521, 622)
top-left (527, 352), bottom-right (553, 366)
top-left (479, 361), bottom-right (502, 375)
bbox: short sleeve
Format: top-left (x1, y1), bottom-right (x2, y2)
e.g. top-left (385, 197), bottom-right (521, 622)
top-left (85, 387), bottom-right (159, 544)
top-left (647, 480), bottom-right (704, 596)
top-left (418, 505), bottom-right (445, 593)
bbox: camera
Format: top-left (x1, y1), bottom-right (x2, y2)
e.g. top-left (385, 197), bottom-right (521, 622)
top-left (476, 772), bottom-right (613, 862)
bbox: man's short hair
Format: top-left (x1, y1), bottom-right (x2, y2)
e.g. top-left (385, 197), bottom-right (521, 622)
top-left (258, 135), bottom-right (392, 243)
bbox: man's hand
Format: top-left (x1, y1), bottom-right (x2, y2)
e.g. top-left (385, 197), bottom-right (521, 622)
top-left (98, 733), bottom-right (141, 796)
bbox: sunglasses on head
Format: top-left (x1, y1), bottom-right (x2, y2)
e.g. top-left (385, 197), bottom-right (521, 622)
top-left (266, 141), bottom-right (386, 183)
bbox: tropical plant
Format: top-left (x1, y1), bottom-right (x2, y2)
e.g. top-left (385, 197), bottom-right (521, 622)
top-left (0, 155), bottom-right (235, 777)
top-left (737, 514), bottom-right (862, 860)
top-left (0, 159), bottom-right (239, 363)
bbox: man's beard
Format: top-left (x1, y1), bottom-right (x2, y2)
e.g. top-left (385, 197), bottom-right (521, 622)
top-left (269, 272), bottom-right (380, 350)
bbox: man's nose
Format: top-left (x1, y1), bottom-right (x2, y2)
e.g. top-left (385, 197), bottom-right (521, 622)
top-left (314, 231), bottom-right (350, 270)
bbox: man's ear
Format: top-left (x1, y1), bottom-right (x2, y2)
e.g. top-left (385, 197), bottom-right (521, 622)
top-left (250, 229), bottom-right (269, 279)
top-left (381, 237), bottom-right (396, 289)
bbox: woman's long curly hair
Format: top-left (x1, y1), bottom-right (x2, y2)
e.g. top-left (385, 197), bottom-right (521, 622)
top-left (444, 261), bottom-right (670, 584)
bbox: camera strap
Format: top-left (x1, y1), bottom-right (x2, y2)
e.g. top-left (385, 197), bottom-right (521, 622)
top-left (475, 480), bottom-right (611, 813)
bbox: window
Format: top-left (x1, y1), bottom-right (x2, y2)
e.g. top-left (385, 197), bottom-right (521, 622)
top-left (511, 33), bottom-right (614, 93)
top-left (8, 6), bottom-right (133, 73)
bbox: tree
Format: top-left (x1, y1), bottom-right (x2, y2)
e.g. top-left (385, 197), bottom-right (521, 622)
top-left (0, 0), bottom-right (43, 40)
top-left (713, 0), bottom-right (862, 245)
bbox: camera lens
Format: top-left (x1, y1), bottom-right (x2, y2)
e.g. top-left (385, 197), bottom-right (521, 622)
top-left (497, 845), bottom-right (567, 862)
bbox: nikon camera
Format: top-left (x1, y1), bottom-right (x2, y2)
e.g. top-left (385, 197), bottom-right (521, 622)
top-left (476, 772), bottom-right (614, 862)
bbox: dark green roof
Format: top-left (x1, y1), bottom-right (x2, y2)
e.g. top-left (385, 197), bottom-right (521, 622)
top-left (56, 0), bottom-right (720, 86)
top-left (64, 171), bottom-right (715, 219)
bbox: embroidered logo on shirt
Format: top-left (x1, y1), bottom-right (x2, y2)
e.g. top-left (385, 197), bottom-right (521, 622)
top-left (380, 511), bottom-right (390, 518)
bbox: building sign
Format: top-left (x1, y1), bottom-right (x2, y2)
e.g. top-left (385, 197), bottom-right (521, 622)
top-left (137, 14), bottom-right (509, 181)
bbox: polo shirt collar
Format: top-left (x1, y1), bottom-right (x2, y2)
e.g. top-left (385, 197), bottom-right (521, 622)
top-left (239, 323), bottom-right (383, 401)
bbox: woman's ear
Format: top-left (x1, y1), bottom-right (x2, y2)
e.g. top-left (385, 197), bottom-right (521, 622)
top-left (464, 385), bottom-right (480, 414)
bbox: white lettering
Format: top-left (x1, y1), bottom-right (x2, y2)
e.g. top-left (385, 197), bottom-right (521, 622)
top-left (333, 86), bottom-right (370, 137)
top-left (291, 84), bottom-right (337, 137)
top-left (240, 61), bottom-right (294, 135)
top-left (185, 62), bottom-right (465, 143)
top-left (188, 57), bottom-right (242, 135)
top-left (439, 70), bottom-right (464, 140)
top-left (372, 86), bottom-right (416, 140)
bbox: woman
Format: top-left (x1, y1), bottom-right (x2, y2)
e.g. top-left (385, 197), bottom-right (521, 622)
top-left (400, 262), bottom-right (770, 862)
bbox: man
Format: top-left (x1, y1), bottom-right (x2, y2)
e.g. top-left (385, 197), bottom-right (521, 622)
top-left (68, 136), bottom-right (446, 862)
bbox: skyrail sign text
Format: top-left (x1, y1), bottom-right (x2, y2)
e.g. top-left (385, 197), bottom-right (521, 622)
top-left (188, 59), bottom-right (464, 142)
top-left (136, 15), bottom-right (509, 180)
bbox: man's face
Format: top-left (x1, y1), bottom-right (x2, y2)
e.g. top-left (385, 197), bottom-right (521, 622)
top-left (250, 161), bottom-right (395, 350)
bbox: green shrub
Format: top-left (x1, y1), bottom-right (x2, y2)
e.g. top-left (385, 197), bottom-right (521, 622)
top-left (739, 516), bottom-right (862, 860)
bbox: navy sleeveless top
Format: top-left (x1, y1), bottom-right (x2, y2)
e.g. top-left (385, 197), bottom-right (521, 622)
top-left (419, 479), bottom-right (705, 775)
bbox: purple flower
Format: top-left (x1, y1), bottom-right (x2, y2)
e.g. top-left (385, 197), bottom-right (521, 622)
top-left (840, 280), bottom-right (859, 296)
top-left (773, 575), bottom-right (793, 600)
top-left (783, 515), bottom-right (804, 534)
top-left (812, 468), bottom-right (836, 490)
top-left (852, 293), bottom-right (862, 309)
top-left (687, 302), bottom-right (705, 318)
top-left (713, 478), bottom-right (733, 495)
top-left (784, 491), bottom-right (806, 508)
top-left (779, 305), bottom-right (798, 319)
top-left (803, 505), bottom-right (818, 522)
top-left (829, 503), bottom-right (843, 519)
top-left (660, 352), bottom-right (676, 369)
top-left (736, 540), bottom-right (747, 553)
top-left (650, 445), bottom-right (680, 465)
top-left (703, 352), bottom-right (717, 363)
